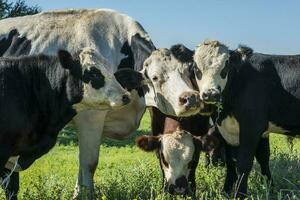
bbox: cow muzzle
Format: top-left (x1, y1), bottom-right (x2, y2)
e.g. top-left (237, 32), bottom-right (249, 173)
top-left (178, 91), bottom-right (201, 113)
top-left (201, 88), bottom-right (221, 104)
top-left (167, 176), bottom-right (189, 195)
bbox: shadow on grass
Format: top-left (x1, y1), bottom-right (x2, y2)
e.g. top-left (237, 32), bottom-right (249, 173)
top-left (57, 125), bottom-right (150, 148)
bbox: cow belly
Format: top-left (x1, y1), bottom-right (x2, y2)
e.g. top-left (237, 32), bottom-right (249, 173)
top-left (5, 156), bottom-right (22, 172)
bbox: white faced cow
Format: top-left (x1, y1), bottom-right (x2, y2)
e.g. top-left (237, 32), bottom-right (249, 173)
top-left (193, 40), bottom-right (300, 198)
top-left (0, 9), bottom-right (202, 199)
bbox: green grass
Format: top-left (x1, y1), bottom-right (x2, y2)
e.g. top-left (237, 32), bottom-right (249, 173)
top-left (1, 111), bottom-right (299, 200)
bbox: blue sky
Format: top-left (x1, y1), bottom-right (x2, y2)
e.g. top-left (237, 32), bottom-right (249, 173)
top-left (25, 0), bottom-right (300, 54)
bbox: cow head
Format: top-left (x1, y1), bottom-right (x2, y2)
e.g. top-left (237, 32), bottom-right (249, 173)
top-left (77, 48), bottom-right (131, 110)
top-left (193, 40), bottom-right (253, 104)
top-left (141, 48), bottom-right (204, 117)
top-left (136, 130), bottom-right (218, 195)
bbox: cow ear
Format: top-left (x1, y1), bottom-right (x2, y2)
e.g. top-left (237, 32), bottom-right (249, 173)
top-left (114, 68), bottom-right (144, 90)
top-left (229, 45), bottom-right (253, 70)
top-left (170, 44), bottom-right (194, 63)
top-left (131, 33), bottom-right (156, 70)
top-left (136, 135), bottom-right (161, 152)
top-left (58, 50), bottom-right (74, 70)
top-left (237, 45), bottom-right (253, 61)
top-left (194, 135), bottom-right (219, 154)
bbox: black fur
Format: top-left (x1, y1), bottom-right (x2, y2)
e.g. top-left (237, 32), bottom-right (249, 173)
top-left (118, 33), bottom-right (155, 71)
top-left (0, 51), bottom-right (84, 199)
top-left (118, 41), bottom-right (134, 69)
top-left (114, 68), bottom-right (144, 96)
top-left (0, 29), bottom-right (19, 56)
top-left (82, 67), bottom-right (105, 89)
top-left (170, 44), bottom-right (194, 63)
top-left (216, 46), bottom-right (300, 198)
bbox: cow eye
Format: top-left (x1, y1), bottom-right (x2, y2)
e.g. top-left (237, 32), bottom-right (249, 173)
top-left (220, 64), bottom-right (229, 79)
top-left (152, 76), bottom-right (158, 81)
top-left (194, 67), bottom-right (202, 80)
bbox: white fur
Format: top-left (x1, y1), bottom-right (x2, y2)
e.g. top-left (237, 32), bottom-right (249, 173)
top-left (217, 116), bottom-right (240, 146)
top-left (143, 49), bottom-right (200, 116)
top-left (218, 116), bottom-right (288, 146)
top-left (194, 40), bottom-right (230, 101)
top-left (160, 131), bottom-right (195, 185)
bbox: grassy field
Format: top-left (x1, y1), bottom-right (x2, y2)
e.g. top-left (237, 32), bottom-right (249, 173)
top-left (1, 111), bottom-right (299, 200)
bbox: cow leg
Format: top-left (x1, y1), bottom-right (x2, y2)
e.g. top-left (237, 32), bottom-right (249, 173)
top-left (211, 130), bottom-right (226, 166)
top-left (223, 144), bottom-right (237, 195)
top-left (188, 152), bottom-right (200, 194)
top-left (1, 169), bottom-right (19, 200)
top-left (234, 117), bottom-right (265, 199)
top-left (73, 110), bottom-right (107, 200)
top-left (255, 137), bottom-right (272, 185)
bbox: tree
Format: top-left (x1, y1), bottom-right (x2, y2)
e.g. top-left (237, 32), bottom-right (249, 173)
top-left (0, 0), bottom-right (40, 19)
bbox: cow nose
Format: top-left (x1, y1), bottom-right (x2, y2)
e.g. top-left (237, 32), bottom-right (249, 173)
top-left (179, 92), bottom-right (200, 108)
top-left (175, 176), bottom-right (188, 189)
top-left (167, 176), bottom-right (188, 195)
top-left (202, 89), bottom-right (221, 103)
top-left (122, 94), bottom-right (130, 105)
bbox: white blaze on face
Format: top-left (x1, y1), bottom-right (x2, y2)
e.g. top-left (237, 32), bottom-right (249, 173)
top-left (74, 48), bottom-right (130, 111)
top-left (143, 48), bottom-right (200, 116)
top-left (194, 40), bottom-right (230, 101)
top-left (160, 131), bottom-right (195, 185)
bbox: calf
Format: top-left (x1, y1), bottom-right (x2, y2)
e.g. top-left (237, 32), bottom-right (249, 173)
top-left (192, 40), bottom-right (300, 198)
top-left (136, 107), bottom-right (219, 195)
top-left (0, 50), bottom-right (103, 200)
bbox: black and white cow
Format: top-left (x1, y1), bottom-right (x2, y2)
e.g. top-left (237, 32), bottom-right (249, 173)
top-left (192, 40), bottom-right (300, 198)
top-left (0, 9), bottom-right (203, 199)
top-left (0, 49), bottom-right (96, 199)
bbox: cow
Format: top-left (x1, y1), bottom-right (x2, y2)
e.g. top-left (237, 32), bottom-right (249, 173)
top-left (191, 39), bottom-right (300, 198)
top-left (133, 45), bottom-right (225, 196)
top-left (136, 112), bottom-right (218, 195)
top-left (0, 49), bottom-right (98, 199)
top-left (0, 9), bottom-right (204, 199)
top-left (136, 105), bottom-right (220, 195)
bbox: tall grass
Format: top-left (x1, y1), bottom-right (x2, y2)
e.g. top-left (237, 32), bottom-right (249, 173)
top-left (0, 111), bottom-right (299, 199)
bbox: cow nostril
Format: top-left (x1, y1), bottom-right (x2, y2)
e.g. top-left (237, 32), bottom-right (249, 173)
top-left (202, 92), bottom-right (209, 100)
top-left (202, 89), bottom-right (220, 102)
top-left (179, 96), bottom-right (188, 105)
top-left (213, 92), bottom-right (221, 101)
top-left (168, 184), bottom-right (176, 195)
top-left (175, 176), bottom-right (188, 189)
top-left (122, 95), bottom-right (130, 105)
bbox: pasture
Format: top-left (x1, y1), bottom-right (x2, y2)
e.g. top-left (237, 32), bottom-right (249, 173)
top-left (1, 111), bottom-right (299, 200)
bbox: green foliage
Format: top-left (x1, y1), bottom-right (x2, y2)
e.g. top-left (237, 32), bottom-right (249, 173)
top-left (1, 111), bottom-right (299, 199)
top-left (0, 0), bottom-right (40, 19)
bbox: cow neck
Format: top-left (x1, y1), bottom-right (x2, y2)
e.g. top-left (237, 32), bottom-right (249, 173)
top-left (150, 107), bottom-right (210, 136)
